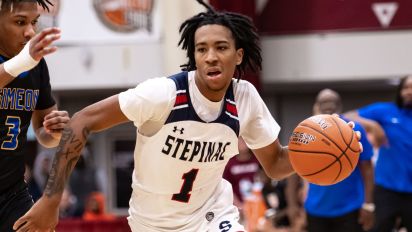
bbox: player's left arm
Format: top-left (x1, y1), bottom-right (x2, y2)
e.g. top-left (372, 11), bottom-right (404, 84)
top-left (252, 139), bottom-right (294, 180)
top-left (31, 105), bottom-right (70, 148)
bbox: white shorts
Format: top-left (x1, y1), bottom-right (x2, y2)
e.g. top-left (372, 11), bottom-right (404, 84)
top-left (205, 205), bottom-right (245, 232)
top-left (128, 179), bottom-right (245, 232)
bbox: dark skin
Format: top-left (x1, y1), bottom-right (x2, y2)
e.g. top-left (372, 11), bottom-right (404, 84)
top-left (14, 24), bottom-right (295, 232)
top-left (0, 1), bottom-right (60, 88)
top-left (14, 23), bottom-right (363, 232)
top-left (0, 1), bottom-right (68, 147)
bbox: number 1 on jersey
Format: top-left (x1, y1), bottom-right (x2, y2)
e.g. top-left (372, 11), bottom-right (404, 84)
top-left (172, 168), bottom-right (199, 203)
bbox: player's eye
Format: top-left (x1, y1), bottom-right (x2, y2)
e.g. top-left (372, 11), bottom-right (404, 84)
top-left (15, 20), bottom-right (26, 26)
top-left (31, 19), bottom-right (38, 26)
top-left (196, 47), bottom-right (206, 53)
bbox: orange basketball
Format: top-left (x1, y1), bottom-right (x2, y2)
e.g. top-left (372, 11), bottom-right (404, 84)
top-left (288, 114), bottom-right (361, 186)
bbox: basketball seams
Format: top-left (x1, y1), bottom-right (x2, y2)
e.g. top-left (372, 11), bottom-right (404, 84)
top-left (299, 124), bottom-right (344, 152)
top-left (300, 122), bottom-right (354, 170)
top-left (289, 148), bottom-right (343, 184)
top-left (330, 117), bottom-right (356, 168)
top-left (288, 149), bottom-right (339, 157)
top-left (297, 122), bottom-right (353, 184)
top-left (289, 149), bottom-right (342, 178)
top-left (330, 117), bottom-right (359, 153)
top-left (289, 114), bottom-right (361, 186)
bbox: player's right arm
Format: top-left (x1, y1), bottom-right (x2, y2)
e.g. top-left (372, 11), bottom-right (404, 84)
top-left (13, 95), bottom-right (130, 232)
top-left (0, 27), bottom-right (60, 87)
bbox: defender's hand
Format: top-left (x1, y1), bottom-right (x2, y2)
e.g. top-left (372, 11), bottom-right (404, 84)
top-left (43, 110), bottom-right (70, 140)
top-left (13, 196), bottom-right (60, 232)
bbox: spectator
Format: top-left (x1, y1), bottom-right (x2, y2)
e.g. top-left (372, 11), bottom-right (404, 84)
top-left (345, 76), bottom-right (412, 232)
top-left (255, 167), bottom-right (299, 232)
top-left (59, 187), bottom-right (77, 219)
top-left (68, 146), bottom-right (99, 217)
top-left (32, 150), bottom-right (53, 191)
top-left (223, 137), bottom-right (260, 215)
top-left (242, 170), bottom-right (267, 232)
top-left (301, 89), bottom-right (375, 232)
top-left (285, 174), bottom-right (306, 232)
top-left (83, 192), bottom-right (115, 221)
top-left (24, 164), bottom-right (42, 202)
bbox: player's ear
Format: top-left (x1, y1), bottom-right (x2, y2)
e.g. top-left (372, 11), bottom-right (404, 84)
top-left (236, 48), bottom-right (244, 65)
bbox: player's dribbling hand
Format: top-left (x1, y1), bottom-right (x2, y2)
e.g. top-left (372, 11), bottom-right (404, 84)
top-left (346, 121), bottom-right (364, 153)
top-left (29, 27), bottom-right (61, 61)
top-left (13, 196), bottom-right (59, 232)
top-left (43, 110), bottom-right (70, 139)
top-left (333, 114), bottom-right (363, 153)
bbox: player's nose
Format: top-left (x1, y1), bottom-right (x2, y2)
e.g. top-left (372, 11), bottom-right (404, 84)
top-left (24, 24), bottom-right (36, 39)
top-left (205, 49), bottom-right (218, 63)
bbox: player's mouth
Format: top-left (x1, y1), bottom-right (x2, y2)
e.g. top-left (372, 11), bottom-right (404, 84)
top-left (206, 70), bottom-right (222, 79)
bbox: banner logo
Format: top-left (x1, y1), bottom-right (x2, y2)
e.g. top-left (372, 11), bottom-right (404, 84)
top-left (372, 2), bottom-right (399, 28)
top-left (93, 0), bottom-right (154, 33)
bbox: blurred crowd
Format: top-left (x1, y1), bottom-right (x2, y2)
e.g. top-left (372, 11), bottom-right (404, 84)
top-left (24, 146), bottom-right (115, 222)
top-left (222, 76), bottom-right (412, 232)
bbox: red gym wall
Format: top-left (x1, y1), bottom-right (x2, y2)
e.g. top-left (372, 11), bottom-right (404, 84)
top-left (211, 0), bottom-right (412, 35)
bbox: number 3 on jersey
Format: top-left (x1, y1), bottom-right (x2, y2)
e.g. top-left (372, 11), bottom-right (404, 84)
top-left (172, 169), bottom-right (199, 203)
top-left (1, 116), bottom-right (21, 150)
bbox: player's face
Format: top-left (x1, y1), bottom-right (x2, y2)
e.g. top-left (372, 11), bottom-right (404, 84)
top-left (0, 1), bottom-right (39, 58)
top-left (401, 76), bottom-right (412, 108)
top-left (194, 24), bottom-right (244, 102)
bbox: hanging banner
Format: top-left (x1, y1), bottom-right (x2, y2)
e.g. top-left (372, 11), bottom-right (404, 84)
top-left (38, 0), bottom-right (161, 45)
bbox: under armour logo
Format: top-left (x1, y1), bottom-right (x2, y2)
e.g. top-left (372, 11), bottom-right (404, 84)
top-left (173, 126), bottom-right (184, 134)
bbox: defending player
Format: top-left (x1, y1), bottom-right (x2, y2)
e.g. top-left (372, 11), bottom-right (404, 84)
top-left (0, 1), bottom-right (69, 231)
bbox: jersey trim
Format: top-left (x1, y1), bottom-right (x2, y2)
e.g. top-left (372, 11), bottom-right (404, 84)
top-left (166, 72), bottom-right (239, 136)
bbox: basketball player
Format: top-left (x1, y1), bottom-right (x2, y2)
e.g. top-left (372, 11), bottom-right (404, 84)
top-left (0, 0), bottom-right (69, 231)
top-left (14, 2), bottom-right (360, 232)
top-left (345, 76), bottom-right (412, 232)
top-left (296, 89), bottom-right (374, 232)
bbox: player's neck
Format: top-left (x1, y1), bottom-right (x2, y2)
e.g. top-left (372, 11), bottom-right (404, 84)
top-left (194, 75), bottom-right (226, 102)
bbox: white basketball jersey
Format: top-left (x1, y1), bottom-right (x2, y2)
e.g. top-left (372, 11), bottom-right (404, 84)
top-left (118, 71), bottom-right (280, 231)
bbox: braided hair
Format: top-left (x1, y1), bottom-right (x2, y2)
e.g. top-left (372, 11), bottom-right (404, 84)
top-left (178, 0), bottom-right (262, 78)
top-left (0, 0), bottom-right (53, 12)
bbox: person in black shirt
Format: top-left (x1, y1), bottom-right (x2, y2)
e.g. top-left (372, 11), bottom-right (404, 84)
top-left (0, 1), bottom-right (69, 231)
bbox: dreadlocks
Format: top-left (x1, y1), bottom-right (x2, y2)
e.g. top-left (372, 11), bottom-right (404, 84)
top-left (178, 0), bottom-right (262, 78)
top-left (396, 75), bottom-right (412, 108)
top-left (0, 0), bottom-right (53, 12)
